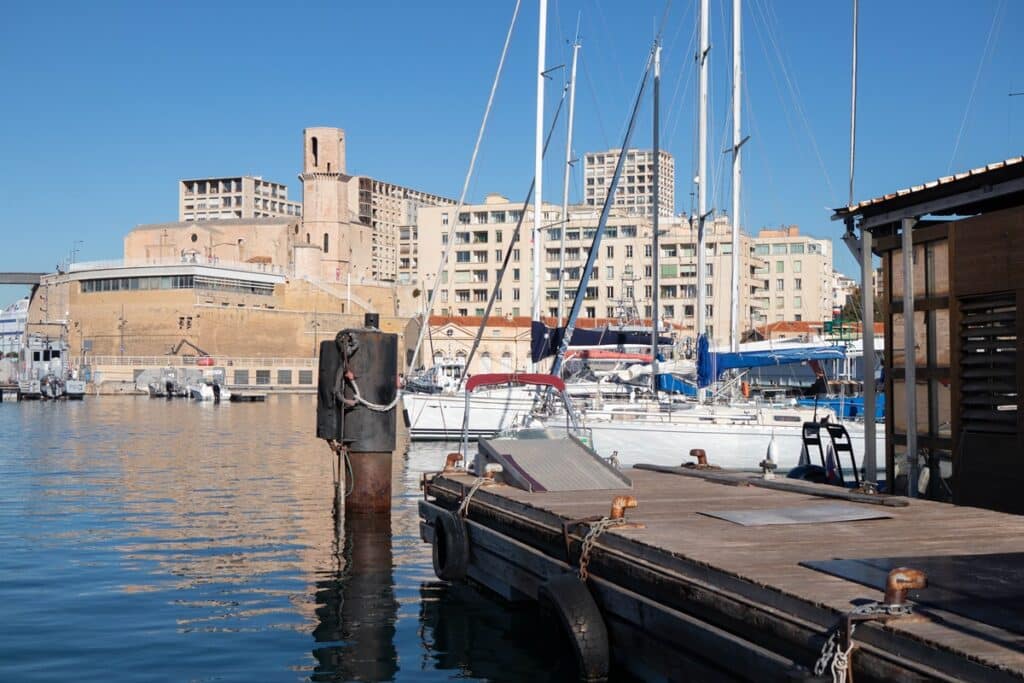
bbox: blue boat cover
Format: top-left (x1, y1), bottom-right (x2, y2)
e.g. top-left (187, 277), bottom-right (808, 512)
top-left (699, 343), bottom-right (846, 387)
top-left (657, 374), bottom-right (697, 396)
top-left (531, 320), bottom-right (672, 362)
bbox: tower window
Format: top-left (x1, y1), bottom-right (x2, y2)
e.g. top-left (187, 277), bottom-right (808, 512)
top-left (306, 233), bottom-right (310, 244)
top-left (323, 233), bottom-right (329, 253)
top-left (311, 136), bottom-right (319, 167)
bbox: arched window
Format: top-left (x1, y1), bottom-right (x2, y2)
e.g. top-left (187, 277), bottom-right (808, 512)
top-left (480, 352), bottom-right (492, 372)
top-left (501, 351), bottom-right (513, 371)
top-left (323, 233), bottom-right (329, 253)
top-left (311, 136), bottom-right (318, 167)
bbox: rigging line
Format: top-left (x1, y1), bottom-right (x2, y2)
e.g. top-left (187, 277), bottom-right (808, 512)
top-left (664, 17), bottom-right (699, 150)
top-left (743, 74), bottom-right (785, 227)
top-left (752, 0), bottom-right (837, 206)
top-left (747, 0), bottom-right (813, 202)
top-left (948, 0), bottom-right (1006, 173)
top-left (408, 0), bottom-right (522, 373)
top-left (462, 92), bottom-right (569, 377)
top-left (581, 57), bottom-right (611, 149)
top-left (591, 0), bottom-right (630, 116)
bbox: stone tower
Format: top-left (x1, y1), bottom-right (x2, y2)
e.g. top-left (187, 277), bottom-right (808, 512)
top-left (300, 127), bottom-right (370, 281)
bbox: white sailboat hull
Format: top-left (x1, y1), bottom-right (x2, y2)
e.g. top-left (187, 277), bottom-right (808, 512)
top-left (587, 415), bottom-right (882, 475)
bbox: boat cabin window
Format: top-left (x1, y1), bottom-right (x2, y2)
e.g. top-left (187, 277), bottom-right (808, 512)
top-left (33, 351), bottom-right (41, 361)
top-left (50, 350), bottom-right (60, 359)
top-left (773, 415), bottom-right (802, 423)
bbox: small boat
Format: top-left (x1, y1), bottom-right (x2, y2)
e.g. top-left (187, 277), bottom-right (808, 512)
top-left (187, 382), bottom-right (232, 402)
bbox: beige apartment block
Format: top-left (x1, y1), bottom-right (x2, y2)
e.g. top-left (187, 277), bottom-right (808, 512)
top-left (832, 271), bottom-right (858, 313)
top-left (179, 176), bottom-right (301, 222)
top-left (357, 177), bottom-right (456, 283)
top-left (751, 226), bottom-right (834, 324)
top-left (583, 148), bottom-right (676, 217)
top-left (416, 194), bottom-right (766, 347)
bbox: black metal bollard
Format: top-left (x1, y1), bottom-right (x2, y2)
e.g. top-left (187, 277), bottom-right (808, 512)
top-left (316, 313), bottom-right (397, 514)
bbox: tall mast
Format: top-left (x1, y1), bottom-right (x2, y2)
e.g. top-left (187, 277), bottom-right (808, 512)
top-left (696, 0), bottom-right (710, 344)
top-left (550, 44), bottom-right (657, 379)
top-left (651, 44), bottom-right (662, 395)
top-left (531, 0), bottom-right (548, 370)
top-left (558, 32), bottom-right (580, 327)
top-left (729, 0), bottom-right (742, 352)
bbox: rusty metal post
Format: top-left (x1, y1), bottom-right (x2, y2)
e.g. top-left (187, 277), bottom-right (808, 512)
top-left (345, 452), bottom-right (393, 514)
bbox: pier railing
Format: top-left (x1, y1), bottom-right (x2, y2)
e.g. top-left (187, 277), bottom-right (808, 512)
top-left (78, 356), bottom-right (318, 368)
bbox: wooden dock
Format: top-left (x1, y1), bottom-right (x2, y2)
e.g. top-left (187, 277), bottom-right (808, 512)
top-left (420, 465), bottom-right (1024, 682)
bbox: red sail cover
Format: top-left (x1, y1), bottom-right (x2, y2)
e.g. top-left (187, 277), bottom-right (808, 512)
top-left (465, 373), bottom-right (565, 393)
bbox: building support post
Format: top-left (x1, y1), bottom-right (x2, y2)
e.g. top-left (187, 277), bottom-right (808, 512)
top-left (902, 217), bottom-right (918, 497)
top-left (860, 223), bottom-right (876, 485)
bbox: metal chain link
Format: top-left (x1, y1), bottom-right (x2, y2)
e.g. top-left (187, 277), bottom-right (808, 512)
top-left (457, 477), bottom-right (488, 518)
top-left (813, 602), bottom-right (913, 681)
top-left (577, 517), bottom-right (625, 582)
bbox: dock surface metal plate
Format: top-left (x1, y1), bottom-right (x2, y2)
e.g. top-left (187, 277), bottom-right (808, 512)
top-left (480, 437), bottom-right (631, 492)
top-left (700, 503), bottom-right (891, 526)
top-left (802, 553), bottom-right (1024, 636)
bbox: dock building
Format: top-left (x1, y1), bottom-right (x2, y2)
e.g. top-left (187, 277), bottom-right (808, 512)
top-left (833, 154), bottom-right (1024, 514)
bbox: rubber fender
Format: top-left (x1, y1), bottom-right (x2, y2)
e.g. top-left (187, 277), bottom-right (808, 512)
top-left (538, 574), bottom-right (611, 682)
top-left (432, 509), bottom-right (469, 581)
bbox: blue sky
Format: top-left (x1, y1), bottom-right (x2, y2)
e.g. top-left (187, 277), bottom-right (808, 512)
top-left (2, 0), bottom-right (1022, 303)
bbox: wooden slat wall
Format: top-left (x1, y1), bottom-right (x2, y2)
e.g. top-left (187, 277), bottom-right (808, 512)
top-left (950, 206), bottom-right (1024, 513)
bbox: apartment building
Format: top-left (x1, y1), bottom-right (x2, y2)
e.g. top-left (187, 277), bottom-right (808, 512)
top-left (356, 177), bottom-right (456, 283)
top-left (179, 176), bottom-right (302, 222)
top-left (583, 148), bottom-right (676, 217)
top-left (751, 226), bottom-right (834, 323)
top-left (416, 194), bottom-right (765, 349)
top-left (832, 272), bottom-right (858, 313)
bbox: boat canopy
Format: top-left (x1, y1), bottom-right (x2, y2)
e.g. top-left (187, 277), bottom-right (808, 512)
top-left (697, 339), bottom-right (846, 387)
top-left (531, 321), bottom-right (672, 362)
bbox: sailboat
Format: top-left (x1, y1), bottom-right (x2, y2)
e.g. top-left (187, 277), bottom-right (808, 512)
top-left (564, 0), bottom-right (883, 476)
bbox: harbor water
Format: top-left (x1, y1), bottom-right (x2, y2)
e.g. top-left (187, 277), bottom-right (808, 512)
top-left (0, 396), bottom-right (584, 682)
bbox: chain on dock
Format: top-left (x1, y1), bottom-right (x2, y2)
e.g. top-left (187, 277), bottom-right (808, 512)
top-left (577, 517), bottom-right (625, 582)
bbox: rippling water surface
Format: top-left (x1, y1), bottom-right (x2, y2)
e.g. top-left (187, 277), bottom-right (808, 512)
top-left (0, 396), bottom-right (570, 682)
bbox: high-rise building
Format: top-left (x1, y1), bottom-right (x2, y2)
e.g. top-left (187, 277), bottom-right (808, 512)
top-left (583, 148), bottom-right (675, 217)
top-left (356, 177), bottom-right (456, 283)
top-left (179, 176), bottom-right (302, 222)
top-left (751, 226), bottom-right (834, 324)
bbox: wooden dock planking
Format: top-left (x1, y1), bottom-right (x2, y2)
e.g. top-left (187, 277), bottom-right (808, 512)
top-left (425, 465), bottom-right (1024, 680)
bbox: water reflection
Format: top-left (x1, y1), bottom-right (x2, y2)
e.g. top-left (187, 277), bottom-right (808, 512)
top-left (0, 398), bottom-right (576, 682)
top-left (312, 513), bottom-right (398, 681)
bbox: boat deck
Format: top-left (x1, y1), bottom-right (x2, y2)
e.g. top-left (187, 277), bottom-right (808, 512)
top-left (423, 464), bottom-right (1024, 681)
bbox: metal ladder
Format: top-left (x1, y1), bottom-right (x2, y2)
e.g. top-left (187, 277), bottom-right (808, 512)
top-left (801, 421), bottom-right (861, 487)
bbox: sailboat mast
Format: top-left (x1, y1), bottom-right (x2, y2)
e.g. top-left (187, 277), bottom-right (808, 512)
top-left (696, 0), bottom-right (710, 343)
top-left (558, 33), bottom-right (580, 327)
top-left (531, 0), bottom-right (548, 370)
top-left (729, 0), bottom-right (742, 352)
top-left (651, 44), bottom-right (661, 395)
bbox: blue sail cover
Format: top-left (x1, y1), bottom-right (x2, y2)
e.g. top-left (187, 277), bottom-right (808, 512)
top-left (698, 344), bottom-right (845, 387)
top-left (530, 321), bottom-right (672, 363)
top-left (696, 334), bottom-right (713, 387)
